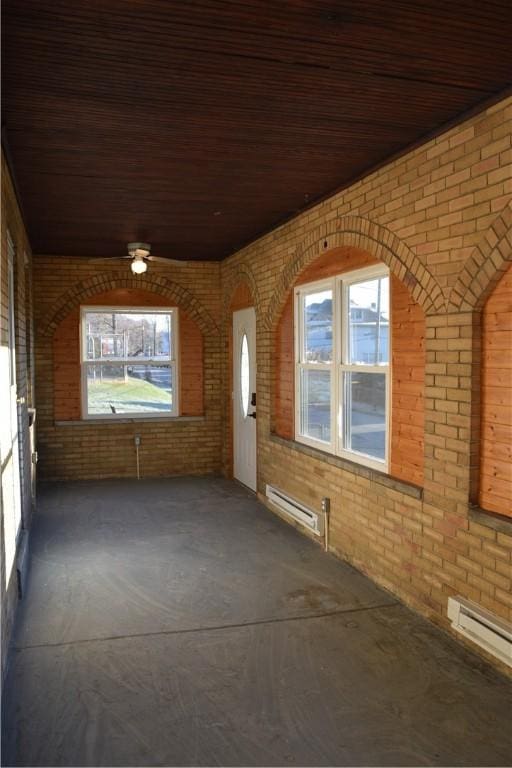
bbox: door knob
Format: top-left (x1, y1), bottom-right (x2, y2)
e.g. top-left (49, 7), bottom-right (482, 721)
top-left (248, 411), bottom-right (257, 419)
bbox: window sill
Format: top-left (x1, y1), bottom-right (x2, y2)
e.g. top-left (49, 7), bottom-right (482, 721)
top-left (468, 505), bottom-right (512, 535)
top-left (55, 416), bottom-right (205, 426)
top-left (269, 433), bottom-right (423, 500)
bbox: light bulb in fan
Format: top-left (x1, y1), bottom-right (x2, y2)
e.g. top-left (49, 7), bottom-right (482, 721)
top-left (131, 258), bottom-right (147, 275)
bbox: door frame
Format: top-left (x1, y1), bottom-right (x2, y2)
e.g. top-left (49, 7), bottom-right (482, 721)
top-left (232, 306), bottom-right (257, 491)
top-left (1, 230), bottom-right (24, 586)
top-left (227, 282), bottom-right (256, 483)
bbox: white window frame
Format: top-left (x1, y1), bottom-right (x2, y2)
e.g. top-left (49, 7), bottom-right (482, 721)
top-left (294, 264), bottom-right (390, 472)
top-left (80, 306), bottom-right (179, 420)
top-left (294, 278), bottom-right (337, 452)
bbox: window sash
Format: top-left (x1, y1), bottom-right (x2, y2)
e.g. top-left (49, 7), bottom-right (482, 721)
top-left (83, 359), bottom-right (172, 367)
top-left (338, 365), bottom-right (389, 469)
top-left (341, 273), bottom-right (390, 368)
top-left (294, 266), bottom-right (390, 470)
top-left (82, 307), bottom-right (174, 362)
top-left (297, 279), bottom-right (334, 366)
top-left (295, 282), bottom-right (336, 450)
top-left (80, 306), bottom-right (178, 419)
top-left (296, 364), bottom-right (334, 448)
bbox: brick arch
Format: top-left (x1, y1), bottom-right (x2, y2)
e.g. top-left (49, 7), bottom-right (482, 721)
top-left (223, 263), bottom-right (261, 318)
top-left (263, 215), bottom-right (444, 331)
top-left (39, 272), bottom-right (218, 337)
top-left (449, 200), bottom-right (512, 311)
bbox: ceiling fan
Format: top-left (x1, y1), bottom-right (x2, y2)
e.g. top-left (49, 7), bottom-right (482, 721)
top-left (92, 243), bottom-right (185, 274)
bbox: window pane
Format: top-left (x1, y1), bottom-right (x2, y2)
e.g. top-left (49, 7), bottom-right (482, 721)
top-left (348, 277), bottom-right (389, 365)
top-left (84, 312), bottom-right (171, 360)
top-left (86, 364), bottom-right (173, 415)
top-left (343, 372), bottom-right (386, 461)
top-left (303, 290), bottom-right (333, 363)
top-left (240, 333), bottom-right (250, 418)
top-left (300, 369), bottom-right (331, 443)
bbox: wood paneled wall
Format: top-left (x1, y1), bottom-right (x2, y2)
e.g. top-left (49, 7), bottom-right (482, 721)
top-left (390, 277), bottom-right (426, 486)
top-left (480, 265), bottom-right (512, 517)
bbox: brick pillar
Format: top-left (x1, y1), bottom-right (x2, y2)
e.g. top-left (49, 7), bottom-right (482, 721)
top-left (424, 311), bottom-right (476, 516)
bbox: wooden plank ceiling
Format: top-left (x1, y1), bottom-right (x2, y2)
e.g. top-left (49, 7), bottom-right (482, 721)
top-left (2, 1), bottom-right (512, 261)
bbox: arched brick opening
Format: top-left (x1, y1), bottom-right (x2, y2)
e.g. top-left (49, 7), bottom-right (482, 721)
top-left (477, 264), bottom-right (512, 517)
top-left (40, 272), bottom-right (218, 338)
top-left (468, 266), bottom-right (512, 518)
top-left (447, 206), bottom-right (512, 513)
top-left (449, 201), bottom-right (512, 312)
top-left (223, 263), bottom-right (261, 317)
top-left (271, 243), bottom-right (427, 486)
top-left (48, 283), bottom-right (210, 422)
top-left (264, 215), bottom-right (444, 333)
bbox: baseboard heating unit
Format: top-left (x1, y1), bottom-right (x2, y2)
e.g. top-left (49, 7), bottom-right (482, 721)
top-left (266, 484), bottom-right (324, 537)
top-left (447, 596), bottom-right (512, 668)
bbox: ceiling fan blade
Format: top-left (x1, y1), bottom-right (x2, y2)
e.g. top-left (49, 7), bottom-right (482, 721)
top-left (146, 255), bottom-right (187, 265)
top-left (88, 255), bottom-right (132, 262)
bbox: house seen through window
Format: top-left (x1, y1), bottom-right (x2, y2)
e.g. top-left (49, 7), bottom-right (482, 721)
top-left (81, 307), bottom-right (178, 418)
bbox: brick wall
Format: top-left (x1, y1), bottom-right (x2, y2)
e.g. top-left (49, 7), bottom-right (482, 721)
top-left (221, 96), bottom-right (512, 671)
top-left (1, 153), bottom-right (35, 676)
top-left (34, 261), bottom-right (222, 480)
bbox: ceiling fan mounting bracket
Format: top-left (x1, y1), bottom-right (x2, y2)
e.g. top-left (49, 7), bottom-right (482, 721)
top-left (127, 242), bottom-right (151, 258)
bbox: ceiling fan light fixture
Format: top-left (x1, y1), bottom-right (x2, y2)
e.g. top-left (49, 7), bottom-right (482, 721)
top-left (131, 257), bottom-right (147, 275)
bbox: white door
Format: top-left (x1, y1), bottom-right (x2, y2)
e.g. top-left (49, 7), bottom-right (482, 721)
top-left (0, 233), bottom-right (23, 585)
top-left (233, 307), bottom-right (257, 491)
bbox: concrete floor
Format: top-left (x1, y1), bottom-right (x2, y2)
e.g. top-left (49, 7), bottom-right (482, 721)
top-left (2, 477), bottom-right (512, 767)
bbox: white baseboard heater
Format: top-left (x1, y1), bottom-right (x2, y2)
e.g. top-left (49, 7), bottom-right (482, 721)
top-left (266, 484), bottom-right (324, 537)
top-left (447, 596), bottom-right (512, 668)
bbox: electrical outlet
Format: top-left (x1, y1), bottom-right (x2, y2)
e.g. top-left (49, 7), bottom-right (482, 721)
top-left (134, 435), bottom-right (141, 446)
top-left (321, 497), bottom-right (330, 516)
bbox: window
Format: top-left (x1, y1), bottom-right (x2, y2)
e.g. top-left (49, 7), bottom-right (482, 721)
top-left (295, 266), bottom-right (390, 471)
top-left (80, 307), bottom-right (178, 419)
top-left (240, 333), bottom-right (250, 418)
